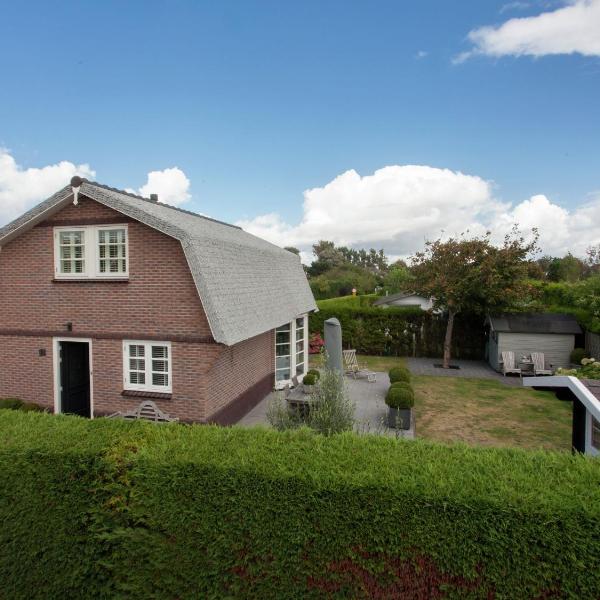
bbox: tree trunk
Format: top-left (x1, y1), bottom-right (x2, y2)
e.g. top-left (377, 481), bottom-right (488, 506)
top-left (443, 310), bottom-right (456, 369)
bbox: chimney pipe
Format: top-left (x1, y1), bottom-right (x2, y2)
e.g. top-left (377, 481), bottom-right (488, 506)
top-left (150, 194), bottom-right (158, 203)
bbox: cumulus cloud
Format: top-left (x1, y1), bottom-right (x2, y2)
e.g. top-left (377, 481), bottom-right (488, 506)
top-left (237, 165), bottom-right (600, 261)
top-left (456, 0), bottom-right (600, 62)
top-left (135, 167), bottom-right (191, 206)
top-left (0, 148), bottom-right (95, 224)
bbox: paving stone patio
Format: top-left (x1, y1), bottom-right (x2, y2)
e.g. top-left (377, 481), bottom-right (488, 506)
top-left (406, 357), bottom-right (523, 387)
top-left (238, 372), bottom-right (414, 438)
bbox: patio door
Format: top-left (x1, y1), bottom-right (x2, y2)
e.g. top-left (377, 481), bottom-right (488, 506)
top-left (275, 315), bottom-right (308, 389)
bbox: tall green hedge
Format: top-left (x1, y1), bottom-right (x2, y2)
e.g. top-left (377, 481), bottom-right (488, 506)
top-left (311, 304), bottom-right (486, 358)
top-left (1, 410), bottom-right (600, 598)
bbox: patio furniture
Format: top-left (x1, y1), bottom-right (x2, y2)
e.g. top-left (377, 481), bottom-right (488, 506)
top-left (501, 351), bottom-right (522, 377)
top-left (342, 349), bottom-right (377, 382)
top-left (285, 378), bottom-right (312, 418)
top-left (107, 400), bottom-right (179, 422)
top-left (531, 352), bottom-right (553, 376)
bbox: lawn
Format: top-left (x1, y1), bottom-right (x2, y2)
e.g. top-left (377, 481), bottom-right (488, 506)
top-left (310, 353), bottom-right (573, 451)
top-left (413, 376), bottom-right (572, 451)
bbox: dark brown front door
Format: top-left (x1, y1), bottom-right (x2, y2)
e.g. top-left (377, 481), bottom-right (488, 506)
top-left (60, 341), bottom-right (91, 417)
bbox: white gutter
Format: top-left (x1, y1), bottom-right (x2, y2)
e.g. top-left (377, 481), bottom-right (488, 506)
top-left (523, 376), bottom-right (600, 424)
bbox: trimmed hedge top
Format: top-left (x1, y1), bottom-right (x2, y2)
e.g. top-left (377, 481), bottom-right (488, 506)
top-left (2, 410), bottom-right (600, 598)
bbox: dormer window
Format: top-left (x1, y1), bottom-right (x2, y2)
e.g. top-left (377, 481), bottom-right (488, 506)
top-left (54, 225), bottom-right (128, 279)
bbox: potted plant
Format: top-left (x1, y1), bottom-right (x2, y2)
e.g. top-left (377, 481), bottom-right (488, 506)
top-left (388, 366), bottom-right (411, 384)
top-left (385, 383), bottom-right (414, 429)
top-left (302, 372), bottom-right (318, 394)
top-left (306, 368), bottom-right (321, 381)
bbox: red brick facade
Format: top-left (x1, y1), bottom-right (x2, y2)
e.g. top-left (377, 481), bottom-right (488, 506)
top-left (0, 196), bottom-right (275, 422)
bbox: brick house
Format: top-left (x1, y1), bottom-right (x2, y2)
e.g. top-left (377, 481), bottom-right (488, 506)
top-left (0, 177), bottom-right (316, 423)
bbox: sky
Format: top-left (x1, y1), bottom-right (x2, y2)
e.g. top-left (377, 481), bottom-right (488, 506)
top-left (0, 0), bottom-right (599, 262)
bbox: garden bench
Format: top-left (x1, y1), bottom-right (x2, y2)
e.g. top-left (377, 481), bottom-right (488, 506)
top-left (107, 400), bottom-right (179, 423)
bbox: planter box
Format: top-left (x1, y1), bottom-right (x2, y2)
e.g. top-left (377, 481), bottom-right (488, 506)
top-left (387, 407), bottom-right (412, 430)
top-left (303, 384), bottom-right (315, 394)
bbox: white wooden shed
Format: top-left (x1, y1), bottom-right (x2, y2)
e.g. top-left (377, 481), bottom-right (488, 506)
top-left (485, 313), bottom-right (581, 372)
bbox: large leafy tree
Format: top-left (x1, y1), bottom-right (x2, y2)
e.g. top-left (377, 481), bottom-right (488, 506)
top-left (411, 228), bottom-right (538, 368)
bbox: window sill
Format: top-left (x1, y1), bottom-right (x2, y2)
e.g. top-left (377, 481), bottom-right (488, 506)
top-left (121, 390), bottom-right (172, 400)
top-left (52, 278), bottom-right (129, 283)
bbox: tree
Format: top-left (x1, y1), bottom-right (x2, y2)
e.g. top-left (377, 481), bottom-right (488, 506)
top-left (411, 228), bottom-right (538, 368)
top-left (382, 262), bottom-right (413, 294)
top-left (547, 253), bottom-right (585, 282)
top-left (284, 246), bottom-right (300, 256)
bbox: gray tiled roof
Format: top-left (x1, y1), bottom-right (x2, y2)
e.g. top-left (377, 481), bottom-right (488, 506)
top-left (487, 313), bottom-right (581, 335)
top-left (0, 181), bottom-right (316, 346)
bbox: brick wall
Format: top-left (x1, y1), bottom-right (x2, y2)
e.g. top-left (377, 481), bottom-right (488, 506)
top-left (0, 195), bottom-right (274, 421)
top-left (0, 336), bottom-right (54, 409)
top-left (206, 330), bottom-right (274, 421)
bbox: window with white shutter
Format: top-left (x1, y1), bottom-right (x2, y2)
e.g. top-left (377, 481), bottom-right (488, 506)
top-left (54, 225), bottom-right (128, 279)
top-left (123, 341), bottom-right (172, 392)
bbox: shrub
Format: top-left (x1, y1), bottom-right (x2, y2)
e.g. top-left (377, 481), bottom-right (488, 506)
top-left (385, 385), bottom-right (415, 409)
top-left (0, 398), bottom-right (24, 410)
top-left (306, 368), bottom-right (321, 381)
top-left (0, 399), bottom-right (44, 412)
top-left (302, 373), bottom-right (317, 386)
top-left (389, 366), bottom-right (411, 383)
top-left (309, 332), bottom-right (324, 354)
top-left (570, 348), bottom-right (589, 364)
top-left (1, 411), bottom-right (600, 598)
top-left (266, 395), bottom-right (303, 431)
top-left (20, 402), bottom-right (44, 412)
top-left (307, 366), bottom-right (354, 436)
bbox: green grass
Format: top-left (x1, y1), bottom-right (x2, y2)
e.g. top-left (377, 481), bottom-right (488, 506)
top-left (311, 354), bottom-right (572, 451)
top-left (413, 376), bottom-right (572, 451)
top-left (310, 353), bottom-right (406, 372)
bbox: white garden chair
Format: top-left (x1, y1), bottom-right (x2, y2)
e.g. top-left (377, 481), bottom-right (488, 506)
top-left (342, 349), bottom-right (376, 382)
top-left (501, 351), bottom-right (522, 377)
top-left (531, 352), bottom-right (553, 376)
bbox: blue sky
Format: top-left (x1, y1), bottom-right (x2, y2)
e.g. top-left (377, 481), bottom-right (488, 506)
top-left (1, 0), bottom-right (599, 258)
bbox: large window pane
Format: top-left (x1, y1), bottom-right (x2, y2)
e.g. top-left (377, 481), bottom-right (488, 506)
top-left (99, 228), bottom-right (127, 274)
top-left (59, 230), bottom-right (85, 274)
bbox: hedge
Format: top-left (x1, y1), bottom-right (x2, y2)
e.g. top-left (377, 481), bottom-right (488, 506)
top-left (311, 304), bottom-right (486, 358)
top-left (1, 410), bottom-right (600, 598)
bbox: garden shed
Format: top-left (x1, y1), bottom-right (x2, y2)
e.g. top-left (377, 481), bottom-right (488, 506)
top-left (485, 313), bottom-right (582, 372)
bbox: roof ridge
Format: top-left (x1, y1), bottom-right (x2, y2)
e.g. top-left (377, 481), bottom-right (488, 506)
top-left (83, 180), bottom-right (241, 230)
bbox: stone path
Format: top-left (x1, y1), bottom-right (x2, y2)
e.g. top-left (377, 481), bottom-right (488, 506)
top-left (406, 358), bottom-right (523, 387)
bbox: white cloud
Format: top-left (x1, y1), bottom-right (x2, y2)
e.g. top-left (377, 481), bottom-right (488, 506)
top-left (237, 165), bottom-right (600, 261)
top-left (415, 50), bottom-right (429, 59)
top-left (135, 167), bottom-right (191, 206)
top-left (499, 2), bottom-right (531, 14)
top-left (0, 148), bottom-right (95, 224)
top-left (456, 0), bottom-right (600, 62)
top-left (0, 150), bottom-right (193, 226)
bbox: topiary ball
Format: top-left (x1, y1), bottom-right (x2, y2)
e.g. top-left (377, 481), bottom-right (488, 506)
top-left (306, 369), bottom-right (321, 381)
top-left (388, 367), bottom-right (411, 384)
top-left (303, 373), bottom-right (317, 386)
top-left (389, 381), bottom-right (413, 392)
top-left (385, 385), bottom-right (414, 409)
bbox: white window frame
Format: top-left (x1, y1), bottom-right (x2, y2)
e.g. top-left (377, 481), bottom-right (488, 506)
top-left (53, 224), bottom-right (129, 279)
top-left (274, 314), bottom-right (308, 389)
top-left (123, 340), bottom-right (172, 393)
